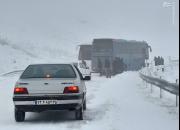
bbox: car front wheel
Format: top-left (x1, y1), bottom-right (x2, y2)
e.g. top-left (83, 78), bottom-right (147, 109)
top-left (15, 108), bottom-right (25, 122)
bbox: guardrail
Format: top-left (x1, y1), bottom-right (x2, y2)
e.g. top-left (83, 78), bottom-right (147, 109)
top-left (1, 70), bottom-right (24, 77)
top-left (139, 72), bottom-right (179, 106)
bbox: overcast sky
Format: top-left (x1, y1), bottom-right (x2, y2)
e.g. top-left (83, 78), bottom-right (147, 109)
top-left (0, 0), bottom-right (179, 59)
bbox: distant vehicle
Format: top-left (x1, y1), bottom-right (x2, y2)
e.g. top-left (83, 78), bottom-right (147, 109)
top-left (77, 60), bottom-right (91, 80)
top-left (78, 39), bottom-right (152, 76)
top-left (13, 64), bottom-right (90, 122)
top-left (92, 39), bottom-right (151, 72)
top-left (78, 45), bottom-right (92, 80)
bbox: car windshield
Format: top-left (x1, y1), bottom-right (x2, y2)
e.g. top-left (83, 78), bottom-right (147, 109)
top-left (20, 64), bottom-right (76, 79)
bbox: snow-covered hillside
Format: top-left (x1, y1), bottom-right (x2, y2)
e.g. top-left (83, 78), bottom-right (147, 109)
top-left (0, 0), bottom-right (179, 58)
top-left (0, 72), bottom-right (178, 130)
top-left (0, 37), bottom-right (76, 74)
top-left (0, 0), bottom-right (179, 74)
top-left (0, 38), bottom-right (36, 74)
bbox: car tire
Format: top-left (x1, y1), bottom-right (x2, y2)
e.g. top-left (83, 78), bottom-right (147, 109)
top-left (75, 106), bottom-right (83, 120)
top-left (15, 108), bottom-right (25, 122)
top-left (83, 99), bottom-right (87, 110)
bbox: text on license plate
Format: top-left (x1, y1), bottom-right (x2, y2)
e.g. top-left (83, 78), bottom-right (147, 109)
top-left (36, 100), bottom-right (58, 105)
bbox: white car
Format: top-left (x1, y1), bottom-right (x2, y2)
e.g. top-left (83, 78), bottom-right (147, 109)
top-left (13, 64), bottom-right (89, 122)
top-left (78, 61), bottom-right (91, 80)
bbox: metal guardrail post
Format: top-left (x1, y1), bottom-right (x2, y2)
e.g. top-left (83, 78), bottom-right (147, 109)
top-left (160, 88), bottom-right (162, 99)
top-left (140, 72), bottom-right (179, 107)
top-left (151, 84), bottom-right (153, 93)
top-left (176, 95), bottom-right (179, 107)
top-left (159, 76), bottom-right (162, 98)
top-left (145, 81), bottom-right (147, 88)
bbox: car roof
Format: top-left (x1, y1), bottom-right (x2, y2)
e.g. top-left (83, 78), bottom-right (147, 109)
top-left (28, 63), bottom-right (75, 66)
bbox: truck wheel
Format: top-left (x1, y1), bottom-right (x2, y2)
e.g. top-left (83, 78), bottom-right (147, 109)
top-left (75, 106), bottom-right (83, 120)
top-left (15, 108), bottom-right (25, 122)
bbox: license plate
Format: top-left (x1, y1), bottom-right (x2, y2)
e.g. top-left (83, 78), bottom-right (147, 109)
top-left (35, 100), bottom-right (58, 105)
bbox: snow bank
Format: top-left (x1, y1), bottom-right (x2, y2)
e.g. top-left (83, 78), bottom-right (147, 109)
top-left (82, 72), bottom-right (179, 130)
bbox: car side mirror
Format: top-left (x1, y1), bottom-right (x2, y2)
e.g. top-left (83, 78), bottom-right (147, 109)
top-left (83, 76), bottom-right (91, 81)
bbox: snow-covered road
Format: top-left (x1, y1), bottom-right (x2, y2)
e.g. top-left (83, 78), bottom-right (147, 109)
top-left (0, 72), bottom-right (179, 130)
